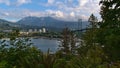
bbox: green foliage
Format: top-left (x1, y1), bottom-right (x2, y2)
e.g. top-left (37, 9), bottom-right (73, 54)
top-left (77, 42), bottom-right (107, 68)
top-left (88, 14), bottom-right (98, 28)
top-left (39, 49), bottom-right (56, 68)
top-left (0, 60), bottom-right (7, 68)
top-left (9, 29), bottom-right (20, 40)
top-left (53, 59), bottom-right (67, 68)
top-left (1, 1), bottom-right (120, 67)
top-left (59, 28), bottom-right (71, 54)
top-left (59, 28), bottom-right (77, 55)
top-left (97, 0), bottom-right (120, 62)
top-left (80, 0), bottom-right (120, 67)
top-left (0, 36), bottom-right (59, 68)
top-left (0, 38), bottom-right (38, 68)
top-left (100, 0), bottom-right (120, 28)
top-left (0, 33), bottom-right (4, 39)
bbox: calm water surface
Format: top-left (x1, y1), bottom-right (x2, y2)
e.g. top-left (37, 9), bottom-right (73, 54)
top-left (1, 38), bottom-right (80, 53)
top-left (31, 38), bottom-right (60, 52)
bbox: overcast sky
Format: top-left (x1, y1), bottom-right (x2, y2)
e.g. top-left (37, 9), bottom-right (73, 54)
top-left (0, 0), bottom-right (101, 22)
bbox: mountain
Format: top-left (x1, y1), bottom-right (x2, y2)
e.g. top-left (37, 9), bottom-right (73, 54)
top-left (0, 18), bottom-right (38, 30)
top-left (0, 19), bottom-right (19, 30)
top-left (0, 16), bottom-right (89, 32)
top-left (17, 16), bottom-right (89, 31)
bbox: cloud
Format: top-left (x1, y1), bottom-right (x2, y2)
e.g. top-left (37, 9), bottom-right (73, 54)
top-left (55, 11), bottom-right (64, 17)
top-left (0, 0), bottom-right (10, 5)
top-left (42, 0), bottom-right (55, 7)
top-left (78, 0), bottom-right (88, 7)
top-left (53, 0), bottom-right (101, 20)
top-left (46, 10), bottom-right (65, 18)
top-left (0, 0), bottom-right (101, 21)
top-left (70, 12), bottom-right (75, 17)
top-left (4, 12), bottom-right (9, 16)
top-left (48, 0), bottom-right (54, 4)
top-left (43, 0), bottom-right (99, 18)
top-left (0, 0), bottom-right (31, 6)
top-left (16, 0), bottom-right (31, 6)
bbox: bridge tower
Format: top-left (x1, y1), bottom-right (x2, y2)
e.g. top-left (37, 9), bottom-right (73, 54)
top-left (78, 19), bottom-right (82, 38)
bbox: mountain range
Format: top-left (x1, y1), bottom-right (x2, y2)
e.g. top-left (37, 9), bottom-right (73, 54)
top-left (0, 19), bottom-right (18, 30)
top-left (0, 16), bottom-right (89, 31)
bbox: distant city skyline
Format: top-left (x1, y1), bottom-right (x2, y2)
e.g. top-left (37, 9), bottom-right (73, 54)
top-left (0, 0), bottom-right (101, 22)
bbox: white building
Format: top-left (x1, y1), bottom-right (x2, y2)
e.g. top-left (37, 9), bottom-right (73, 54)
top-left (42, 28), bottom-right (46, 33)
top-left (39, 29), bottom-right (42, 33)
top-left (27, 27), bottom-right (46, 33)
top-left (28, 29), bottom-right (32, 33)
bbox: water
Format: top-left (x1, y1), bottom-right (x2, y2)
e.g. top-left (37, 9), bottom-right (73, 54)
top-left (1, 38), bottom-right (80, 53)
top-left (31, 38), bottom-right (60, 53)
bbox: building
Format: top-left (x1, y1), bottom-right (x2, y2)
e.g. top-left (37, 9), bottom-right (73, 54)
top-left (19, 31), bottom-right (29, 35)
top-left (23, 27), bottom-right (47, 34)
top-left (34, 29), bottom-right (37, 32)
top-left (28, 29), bottom-right (32, 33)
top-left (42, 28), bottom-right (46, 33)
top-left (39, 29), bottom-right (42, 33)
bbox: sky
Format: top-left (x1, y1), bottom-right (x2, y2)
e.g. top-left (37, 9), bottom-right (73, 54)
top-left (0, 0), bottom-right (101, 22)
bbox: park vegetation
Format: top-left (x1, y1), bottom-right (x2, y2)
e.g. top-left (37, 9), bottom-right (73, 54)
top-left (0, 0), bottom-right (120, 68)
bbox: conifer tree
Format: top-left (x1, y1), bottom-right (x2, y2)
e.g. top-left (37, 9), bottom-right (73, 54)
top-left (98, 0), bottom-right (120, 61)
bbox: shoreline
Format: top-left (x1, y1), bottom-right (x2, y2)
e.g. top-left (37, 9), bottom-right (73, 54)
top-left (30, 36), bottom-right (61, 41)
top-left (1, 36), bottom-right (61, 40)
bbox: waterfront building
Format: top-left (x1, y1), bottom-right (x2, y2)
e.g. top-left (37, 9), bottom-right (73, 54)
top-left (34, 29), bottom-right (37, 32)
top-left (19, 31), bottom-right (28, 35)
top-left (28, 29), bottom-right (32, 33)
top-left (42, 28), bottom-right (46, 33)
top-left (39, 29), bottom-right (42, 33)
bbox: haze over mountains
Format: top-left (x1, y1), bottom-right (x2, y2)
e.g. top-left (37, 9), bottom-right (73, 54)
top-left (0, 16), bottom-right (89, 31)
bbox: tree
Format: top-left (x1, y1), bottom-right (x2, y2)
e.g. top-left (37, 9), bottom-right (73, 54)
top-left (79, 14), bottom-right (108, 67)
top-left (0, 30), bottom-right (44, 68)
top-left (59, 28), bottom-right (71, 55)
top-left (9, 29), bottom-right (20, 40)
top-left (59, 27), bottom-right (77, 55)
top-left (83, 14), bottom-right (98, 46)
top-left (70, 31), bottom-right (76, 54)
top-left (88, 14), bottom-right (98, 28)
top-left (71, 45), bottom-right (107, 68)
top-left (0, 33), bottom-right (4, 39)
top-left (100, 0), bottom-right (120, 28)
top-left (98, 0), bottom-right (120, 62)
